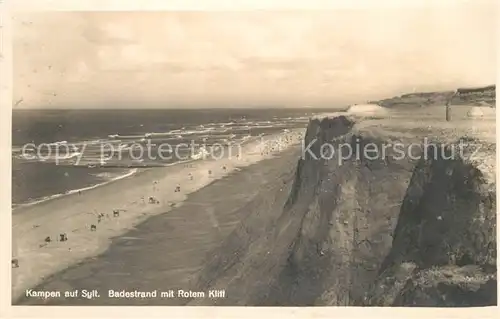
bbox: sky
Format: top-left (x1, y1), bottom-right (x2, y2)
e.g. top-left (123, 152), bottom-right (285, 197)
top-left (12, 3), bottom-right (497, 109)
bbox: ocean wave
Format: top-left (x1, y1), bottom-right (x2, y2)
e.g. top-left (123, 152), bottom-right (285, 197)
top-left (59, 151), bottom-right (82, 160)
top-left (72, 158), bottom-right (109, 166)
top-left (219, 121), bottom-right (236, 127)
top-left (17, 151), bottom-right (83, 162)
top-left (81, 139), bottom-right (123, 145)
top-left (99, 126), bottom-right (256, 142)
top-left (108, 134), bottom-right (145, 140)
top-left (13, 118), bottom-right (305, 160)
top-left (153, 128), bottom-right (218, 137)
top-left (117, 144), bottom-right (130, 151)
top-left (48, 140), bottom-right (68, 146)
top-left (190, 146), bottom-right (210, 160)
top-left (14, 153), bottom-right (38, 161)
top-left (12, 146), bottom-right (27, 153)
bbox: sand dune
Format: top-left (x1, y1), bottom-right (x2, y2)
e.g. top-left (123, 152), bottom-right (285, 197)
top-left (467, 106), bottom-right (495, 118)
top-left (346, 103), bottom-right (388, 115)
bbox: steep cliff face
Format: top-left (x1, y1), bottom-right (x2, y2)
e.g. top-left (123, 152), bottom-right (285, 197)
top-left (276, 118), bottom-right (496, 306)
top-left (266, 116), bottom-right (415, 306)
top-left (187, 115), bottom-right (496, 307)
top-left (365, 140), bottom-right (496, 306)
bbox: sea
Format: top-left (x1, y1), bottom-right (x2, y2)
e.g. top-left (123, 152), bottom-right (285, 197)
top-left (12, 108), bottom-right (337, 208)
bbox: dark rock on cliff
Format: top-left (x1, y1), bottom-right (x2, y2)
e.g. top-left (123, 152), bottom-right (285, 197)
top-left (364, 139), bottom-right (496, 306)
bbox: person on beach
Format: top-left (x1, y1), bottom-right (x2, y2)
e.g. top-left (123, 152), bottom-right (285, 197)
top-left (12, 259), bottom-right (19, 268)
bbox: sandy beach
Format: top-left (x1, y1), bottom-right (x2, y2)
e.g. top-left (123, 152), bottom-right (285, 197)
top-left (12, 130), bottom-right (305, 302)
top-left (12, 105), bottom-right (496, 307)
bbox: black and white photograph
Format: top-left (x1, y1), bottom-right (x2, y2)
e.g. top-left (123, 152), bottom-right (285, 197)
top-left (6, 0), bottom-right (497, 312)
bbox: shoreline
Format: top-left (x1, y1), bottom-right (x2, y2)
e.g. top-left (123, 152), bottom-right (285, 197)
top-left (12, 168), bottom-right (142, 211)
top-left (12, 133), bottom-right (273, 211)
top-left (11, 129), bottom-right (305, 302)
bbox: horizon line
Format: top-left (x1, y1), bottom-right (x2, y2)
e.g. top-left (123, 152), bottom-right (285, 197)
top-left (12, 106), bottom-right (349, 111)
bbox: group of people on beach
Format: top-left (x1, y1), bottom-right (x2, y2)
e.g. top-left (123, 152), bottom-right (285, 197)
top-left (12, 131), bottom-right (304, 270)
top-left (12, 207), bottom-right (129, 269)
top-left (259, 132), bottom-right (304, 157)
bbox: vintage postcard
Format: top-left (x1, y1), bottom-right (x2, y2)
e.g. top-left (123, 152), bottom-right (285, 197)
top-left (2, 0), bottom-right (498, 318)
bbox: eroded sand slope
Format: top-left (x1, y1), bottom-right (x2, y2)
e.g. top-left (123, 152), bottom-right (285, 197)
top-left (188, 114), bottom-right (496, 306)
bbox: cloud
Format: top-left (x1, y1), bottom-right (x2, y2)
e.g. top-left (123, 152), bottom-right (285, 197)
top-left (12, 5), bottom-right (496, 108)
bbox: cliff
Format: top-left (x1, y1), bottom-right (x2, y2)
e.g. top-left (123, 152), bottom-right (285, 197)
top-left (364, 139), bottom-right (496, 306)
top-left (186, 115), bottom-right (496, 306)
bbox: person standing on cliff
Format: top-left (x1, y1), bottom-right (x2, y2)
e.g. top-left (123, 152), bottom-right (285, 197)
top-left (445, 90), bottom-right (457, 122)
top-left (445, 101), bottom-right (451, 121)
